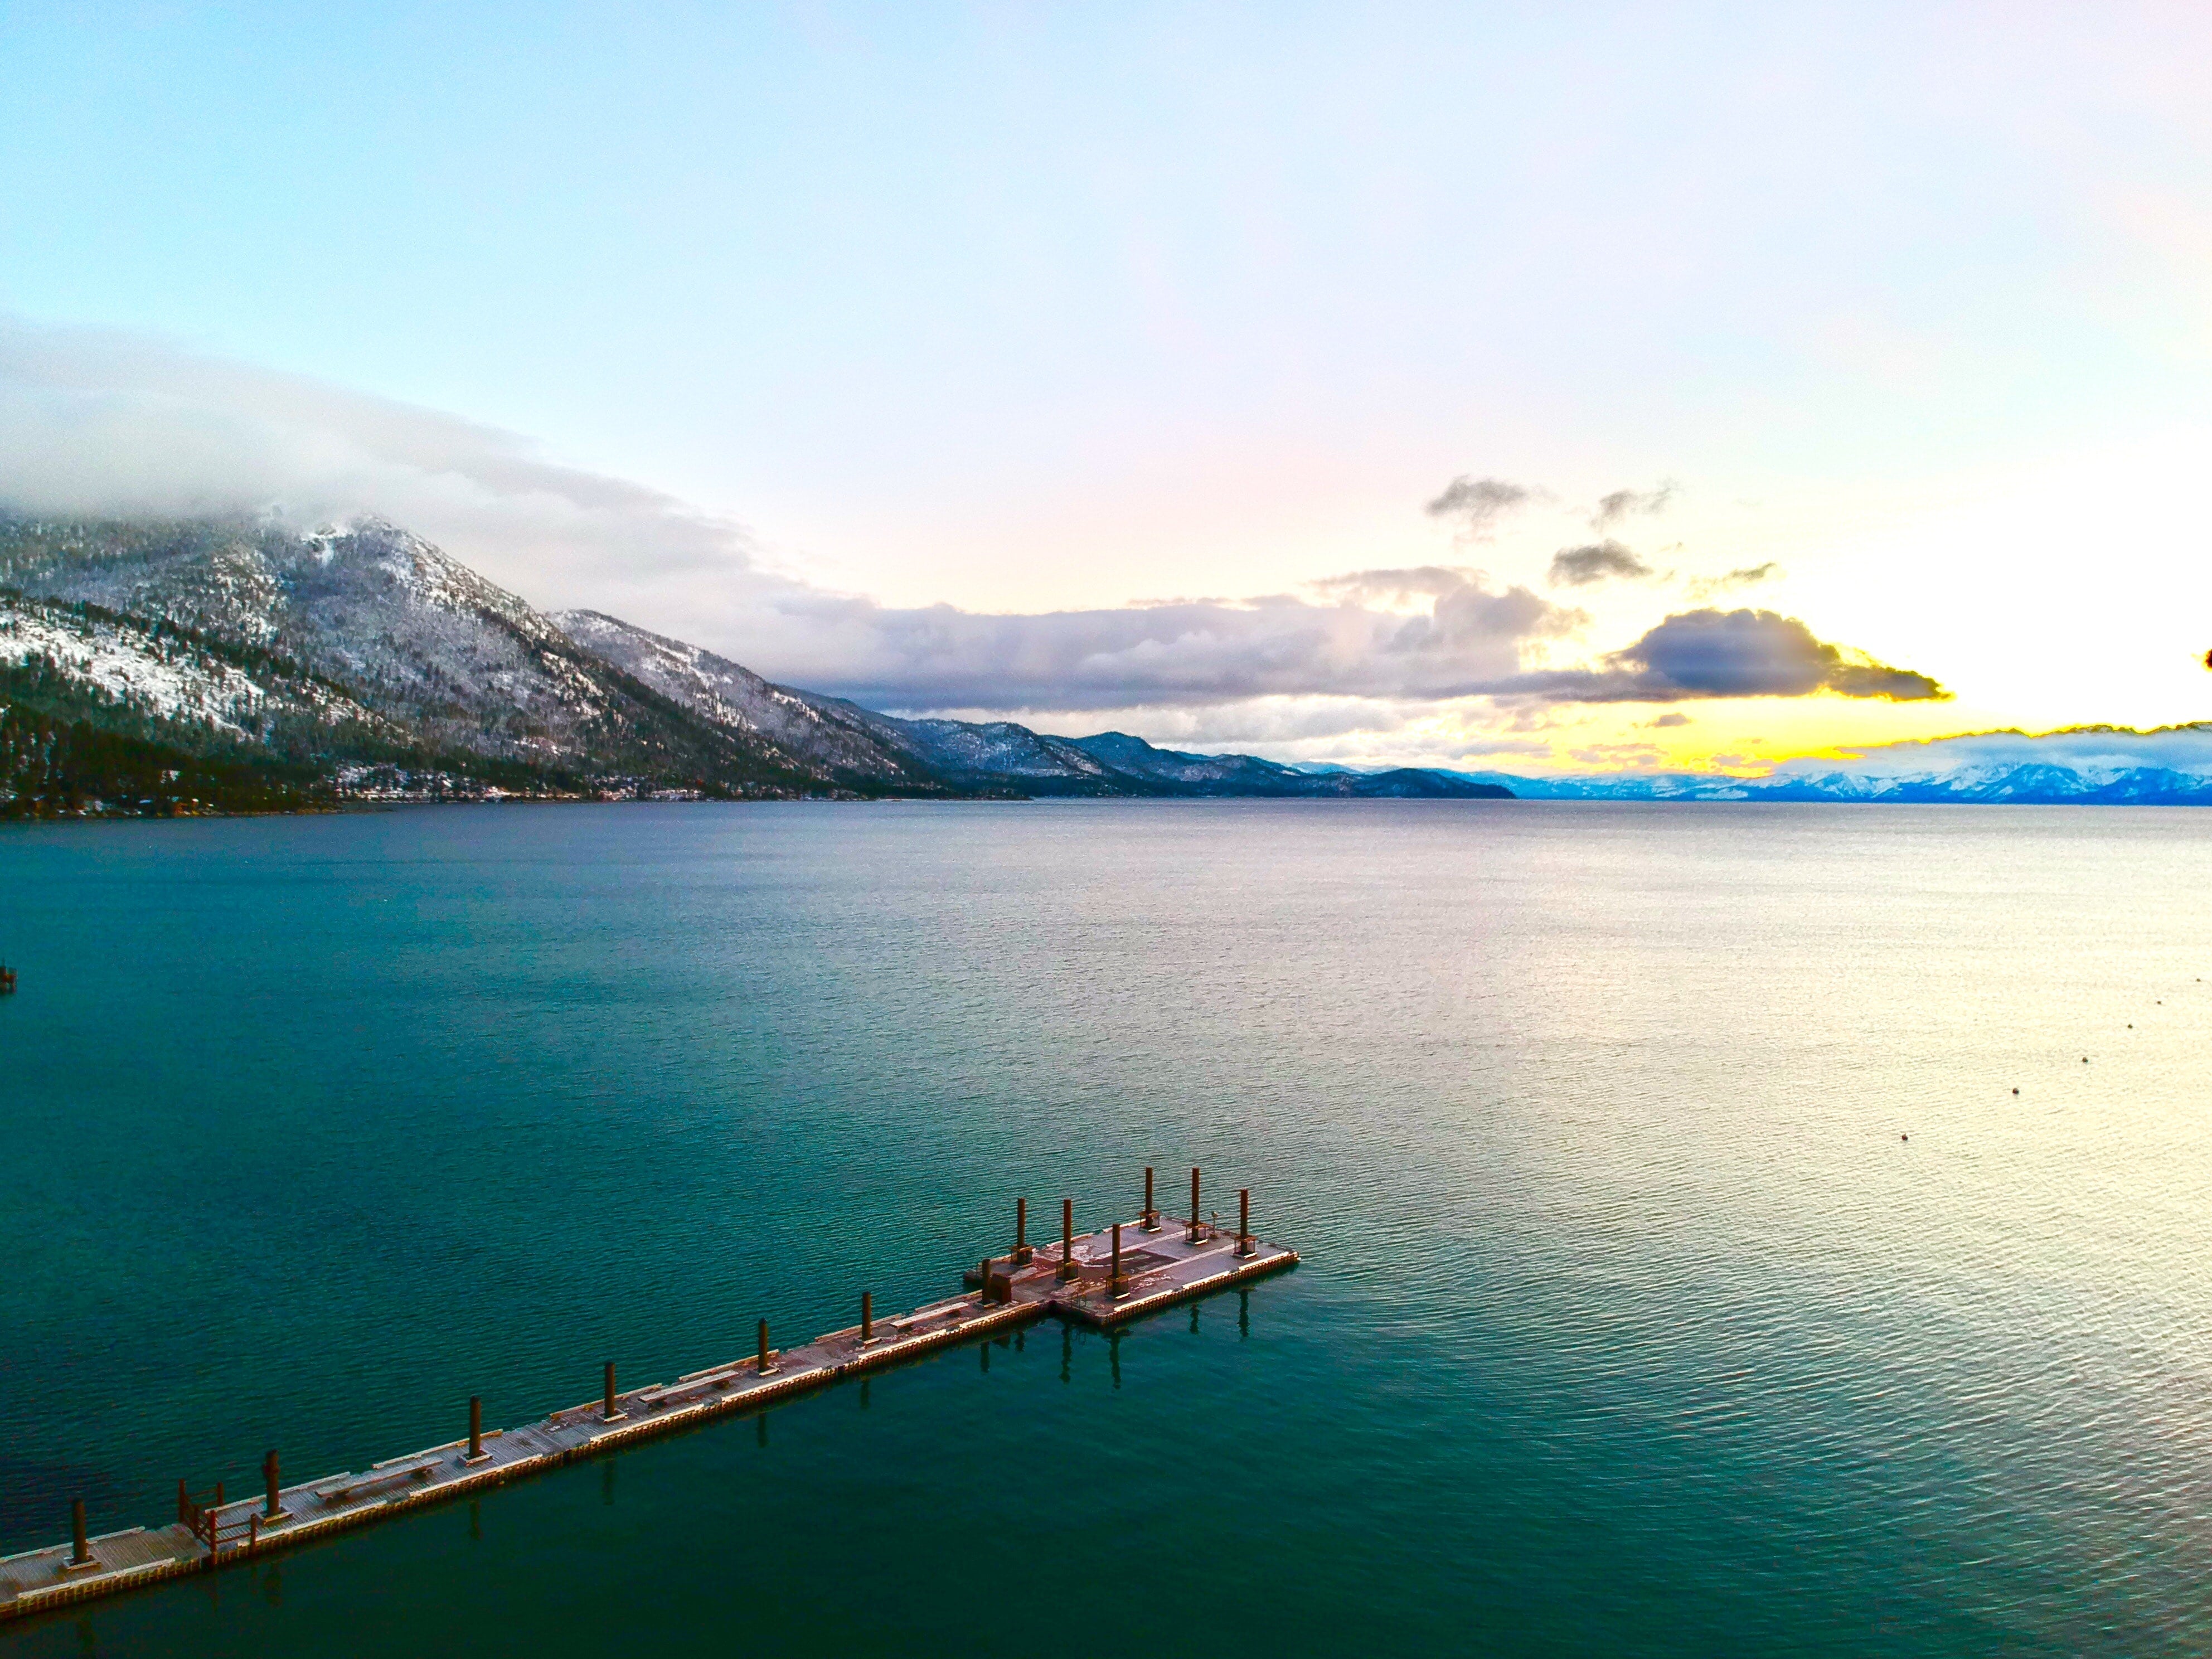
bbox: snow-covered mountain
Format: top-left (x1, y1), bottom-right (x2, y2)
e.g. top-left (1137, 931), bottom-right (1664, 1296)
top-left (0, 516), bottom-right (833, 798)
top-left (552, 609), bottom-right (966, 792)
top-left (1063, 734), bottom-right (1512, 797)
top-left (562, 610), bottom-right (1513, 798)
top-left (554, 609), bottom-right (1138, 792)
top-left (15, 511), bottom-right (2212, 818)
top-left (1466, 742), bottom-right (2212, 804)
top-left (0, 589), bottom-right (394, 745)
top-left (0, 514), bottom-right (1512, 813)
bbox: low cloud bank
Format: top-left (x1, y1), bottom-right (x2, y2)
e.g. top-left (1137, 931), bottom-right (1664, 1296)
top-left (1, 319), bottom-right (1944, 717)
top-left (770, 569), bottom-right (1583, 709)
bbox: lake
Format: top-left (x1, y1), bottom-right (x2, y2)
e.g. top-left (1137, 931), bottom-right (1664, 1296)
top-left (2, 801), bottom-right (2209, 1655)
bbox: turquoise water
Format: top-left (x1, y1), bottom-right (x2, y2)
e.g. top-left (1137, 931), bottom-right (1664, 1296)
top-left (4, 801), bottom-right (2211, 1655)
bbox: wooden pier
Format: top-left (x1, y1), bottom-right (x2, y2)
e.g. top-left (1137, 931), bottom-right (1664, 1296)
top-left (0, 1172), bottom-right (1295, 1625)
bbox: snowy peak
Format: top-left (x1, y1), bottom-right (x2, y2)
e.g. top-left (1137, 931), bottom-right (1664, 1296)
top-left (0, 516), bottom-right (830, 795)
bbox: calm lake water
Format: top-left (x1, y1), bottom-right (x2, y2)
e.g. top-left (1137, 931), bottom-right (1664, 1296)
top-left (3, 801), bottom-right (2210, 1656)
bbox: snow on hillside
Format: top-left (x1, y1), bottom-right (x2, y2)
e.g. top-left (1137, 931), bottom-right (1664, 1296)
top-left (889, 719), bottom-right (1114, 780)
top-left (552, 608), bottom-right (947, 788)
top-left (1, 605), bottom-right (261, 734)
top-left (0, 517), bottom-right (719, 769)
top-left (0, 593), bottom-right (390, 740)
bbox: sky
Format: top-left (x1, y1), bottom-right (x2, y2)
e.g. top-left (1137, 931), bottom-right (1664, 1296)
top-left (2, 1), bottom-right (2210, 773)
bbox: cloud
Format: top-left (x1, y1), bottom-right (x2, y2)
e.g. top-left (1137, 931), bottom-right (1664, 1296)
top-left (824, 567), bottom-right (1587, 709)
top-left (0, 319), bottom-right (1604, 711)
top-left (0, 322), bottom-right (1942, 720)
top-left (1502, 608), bottom-right (1947, 704)
top-left (1648, 711), bottom-right (1692, 727)
top-left (0, 317), bottom-right (778, 616)
top-left (1591, 484), bottom-right (1673, 529)
top-left (1567, 741), bottom-right (1668, 767)
top-left (1423, 476), bottom-right (1533, 539)
top-left (1548, 539), bottom-right (1656, 587)
top-left (1687, 560), bottom-right (1783, 597)
top-left (935, 695), bottom-right (1430, 748)
top-left (1307, 565), bottom-right (1491, 603)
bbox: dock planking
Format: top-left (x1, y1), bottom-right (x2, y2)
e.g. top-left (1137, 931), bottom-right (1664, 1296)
top-left (1, 1178), bottom-right (1295, 1624)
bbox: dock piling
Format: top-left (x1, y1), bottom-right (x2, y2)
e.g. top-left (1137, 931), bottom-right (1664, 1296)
top-left (1189, 1167), bottom-right (1201, 1241)
top-left (1058, 1198), bottom-right (1078, 1281)
top-left (758, 1319), bottom-right (776, 1376)
top-left (467, 1396), bottom-right (485, 1462)
top-left (1239, 1189), bottom-right (1253, 1256)
top-left (602, 1362), bottom-right (623, 1422)
top-left (70, 1500), bottom-right (89, 1568)
top-left (1014, 1197), bottom-right (1032, 1264)
top-left (1110, 1223), bottom-right (1127, 1298)
top-left (1143, 1166), bottom-right (1158, 1231)
top-left (861, 1291), bottom-right (874, 1345)
top-left (263, 1450), bottom-right (287, 1521)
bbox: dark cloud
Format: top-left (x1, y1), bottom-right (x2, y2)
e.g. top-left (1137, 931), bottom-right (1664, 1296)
top-left (1591, 484), bottom-right (1673, 529)
top-left (1688, 560), bottom-right (1783, 597)
top-left (1424, 477), bottom-right (1532, 539)
top-left (1501, 608), bottom-right (1947, 704)
top-left (1548, 539), bottom-right (1655, 587)
top-left (1649, 711), bottom-right (1692, 727)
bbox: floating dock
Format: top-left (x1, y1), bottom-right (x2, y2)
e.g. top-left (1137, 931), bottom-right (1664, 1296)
top-left (1, 1171), bottom-right (1294, 1624)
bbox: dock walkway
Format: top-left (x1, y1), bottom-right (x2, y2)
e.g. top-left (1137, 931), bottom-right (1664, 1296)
top-left (1, 1194), bottom-right (1295, 1624)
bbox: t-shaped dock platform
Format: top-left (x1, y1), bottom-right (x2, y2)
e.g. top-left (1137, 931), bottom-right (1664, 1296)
top-left (1, 1173), bottom-right (1295, 1626)
top-left (966, 1209), bottom-right (1298, 1326)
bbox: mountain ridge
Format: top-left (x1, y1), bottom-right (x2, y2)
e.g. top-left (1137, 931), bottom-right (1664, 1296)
top-left (15, 512), bottom-right (2212, 818)
top-left (0, 514), bottom-right (1511, 814)
top-left (21, 512), bottom-right (2201, 817)
top-left (554, 609), bottom-right (1516, 800)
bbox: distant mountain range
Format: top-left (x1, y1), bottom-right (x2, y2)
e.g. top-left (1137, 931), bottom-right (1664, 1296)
top-left (8, 515), bottom-right (2207, 819)
top-left (1443, 761), bottom-right (2212, 806)
top-left (0, 515), bottom-right (1511, 815)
